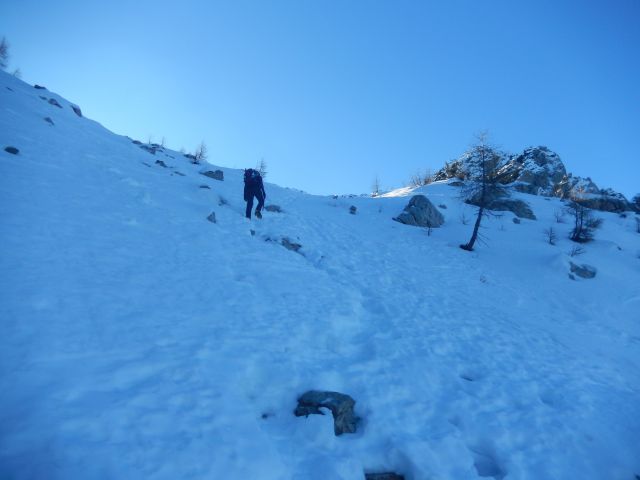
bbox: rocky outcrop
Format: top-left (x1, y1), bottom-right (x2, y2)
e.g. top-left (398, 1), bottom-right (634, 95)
top-left (394, 195), bottom-right (445, 227)
top-left (434, 146), bottom-right (633, 213)
top-left (294, 390), bottom-right (359, 436)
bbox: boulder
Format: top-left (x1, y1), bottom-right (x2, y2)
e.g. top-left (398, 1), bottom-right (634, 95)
top-left (512, 217), bottom-right (521, 224)
top-left (294, 390), bottom-right (359, 436)
top-left (70, 104), bottom-right (82, 117)
top-left (202, 170), bottom-right (224, 181)
top-left (569, 262), bottom-right (596, 279)
top-left (155, 160), bottom-right (168, 168)
top-left (265, 204), bottom-right (282, 213)
top-left (206, 212), bottom-right (216, 223)
top-left (44, 117), bottom-right (54, 126)
top-left (394, 195), bottom-right (444, 227)
top-left (34, 84), bottom-right (47, 90)
top-left (488, 198), bottom-right (536, 220)
top-left (140, 145), bottom-right (157, 155)
top-left (48, 98), bottom-right (62, 108)
top-left (349, 205), bottom-right (357, 215)
top-left (4, 146), bottom-right (19, 155)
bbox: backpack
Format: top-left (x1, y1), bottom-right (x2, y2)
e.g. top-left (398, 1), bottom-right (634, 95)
top-left (244, 168), bottom-right (261, 186)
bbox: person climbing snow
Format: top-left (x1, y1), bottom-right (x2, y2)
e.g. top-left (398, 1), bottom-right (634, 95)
top-left (244, 168), bottom-right (266, 219)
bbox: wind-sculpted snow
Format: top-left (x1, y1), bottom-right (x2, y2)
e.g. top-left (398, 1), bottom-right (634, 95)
top-left (1, 71), bottom-right (639, 479)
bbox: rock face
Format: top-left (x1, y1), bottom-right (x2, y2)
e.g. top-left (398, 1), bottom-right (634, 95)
top-left (569, 262), bottom-right (597, 279)
top-left (294, 390), bottom-right (359, 436)
top-left (202, 170), bottom-right (224, 181)
top-left (394, 195), bottom-right (445, 227)
top-left (434, 146), bottom-right (633, 212)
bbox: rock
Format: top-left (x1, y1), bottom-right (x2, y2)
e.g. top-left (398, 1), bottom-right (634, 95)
top-left (132, 140), bottom-right (142, 145)
top-left (70, 104), bottom-right (82, 117)
top-left (184, 153), bottom-right (198, 162)
top-left (140, 145), bottom-right (157, 155)
top-left (294, 390), bottom-right (359, 435)
top-left (202, 170), bottom-right (224, 181)
top-left (199, 185), bottom-right (211, 189)
top-left (438, 204), bottom-right (447, 209)
top-left (265, 204), bottom-right (282, 213)
top-left (281, 237), bottom-right (302, 252)
top-left (34, 84), bottom-right (47, 90)
top-left (155, 160), bottom-right (167, 168)
top-left (488, 198), bottom-right (536, 220)
top-left (349, 205), bottom-right (357, 215)
top-left (512, 217), bottom-right (521, 224)
top-left (207, 212), bottom-right (216, 223)
top-left (365, 473), bottom-right (405, 480)
top-left (44, 117), bottom-right (54, 126)
top-left (174, 171), bottom-right (185, 177)
top-left (393, 195), bottom-right (445, 227)
top-left (48, 98), bottom-right (62, 108)
top-left (569, 262), bottom-right (596, 279)
top-left (4, 146), bottom-right (19, 155)
top-left (39, 96), bottom-right (47, 100)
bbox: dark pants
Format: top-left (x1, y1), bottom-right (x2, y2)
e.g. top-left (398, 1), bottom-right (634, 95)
top-left (245, 189), bottom-right (265, 219)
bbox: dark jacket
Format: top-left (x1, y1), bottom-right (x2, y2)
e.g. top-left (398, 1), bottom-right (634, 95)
top-left (244, 171), bottom-right (266, 201)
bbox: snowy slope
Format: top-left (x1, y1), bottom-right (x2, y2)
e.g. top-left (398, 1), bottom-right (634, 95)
top-left (1, 71), bottom-right (639, 480)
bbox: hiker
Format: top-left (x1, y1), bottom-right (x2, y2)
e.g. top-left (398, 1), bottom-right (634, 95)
top-left (244, 168), bottom-right (266, 219)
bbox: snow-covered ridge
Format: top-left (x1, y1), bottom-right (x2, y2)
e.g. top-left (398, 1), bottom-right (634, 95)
top-left (434, 145), bottom-right (636, 213)
top-left (1, 71), bottom-right (640, 479)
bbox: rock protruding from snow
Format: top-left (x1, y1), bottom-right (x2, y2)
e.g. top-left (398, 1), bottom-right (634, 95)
top-left (48, 98), bottom-right (62, 108)
top-left (202, 170), bottom-right (224, 181)
top-left (394, 195), bottom-right (445, 227)
top-left (70, 104), bottom-right (82, 117)
top-left (569, 262), bottom-right (597, 279)
top-left (294, 390), bottom-right (359, 436)
top-left (206, 212), bottom-right (216, 223)
top-left (365, 473), bottom-right (405, 480)
top-left (434, 146), bottom-right (633, 212)
top-left (265, 204), bottom-right (282, 213)
top-left (281, 237), bottom-right (302, 252)
top-left (4, 146), bottom-right (19, 155)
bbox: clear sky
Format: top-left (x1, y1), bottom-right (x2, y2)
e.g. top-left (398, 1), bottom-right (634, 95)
top-left (2, 0), bottom-right (639, 197)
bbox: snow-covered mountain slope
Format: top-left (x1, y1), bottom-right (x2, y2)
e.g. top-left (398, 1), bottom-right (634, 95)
top-left (1, 71), bottom-right (639, 479)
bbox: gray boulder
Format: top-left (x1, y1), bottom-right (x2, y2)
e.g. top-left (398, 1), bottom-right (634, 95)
top-left (394, 195), bottom-right (444, 227)
top-left (488, 198), bottom-right (536, 220)
top-left (569, 262), bottom-right (596, 279)
top-left (294, 390), bottom-right (359, 436)
top-left (202, 170), bottom-right (224, 181)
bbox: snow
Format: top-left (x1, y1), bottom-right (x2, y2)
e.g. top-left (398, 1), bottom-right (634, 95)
top-left (1, 71), bottom-right (639, 479)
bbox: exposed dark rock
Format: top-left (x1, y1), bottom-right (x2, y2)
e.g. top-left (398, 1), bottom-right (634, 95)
top-left (6, 86), bottom-right (14, 91)
top-left (438, 204), bottom-right (447, 209)
top-left (34, 84), bottom-right (47, 90)
top-left (349, 205), bottom-right (357, 215)
top-left (265, 204), bottom-right (282, 212)
top-left (294, 390), bottom-right (359, 436)
top-left (132, 140), bottom-right (142, 145)
top-left (394, 195), bottom-right (445, 227)
top-left (184, 153), bottom-right (197, 162)
top-left (174, 171), bottom-right (186, 176)
top-left (569, 262), bottom-right (596, 279)
top-left (155, 160), bottom-right (167, 168)
top-left (281, 237), bottom-right (302, 252)
top-left (44, 117), bottom-right (54, 126)
top-left (512, 217), bottom-right (521, 224)
top-left (201, 170), bottom-right (224, 181)
top-left (140, 145), bottom-right (157, 155)
top-left (207, 212), bottom-right (216, 223)
top-left (365, 473), bottom-right (405, 480)
top-left (48, 98), bottom-right (62, 108)
top-left (39, 96), bottom-right (47, 100)
top-left (199, 185), bottom-right (211, 189)
top-left (4, 146), bottom-right (19, 155)
top-left (488, 198), bottom-right (536, 220)
top-left (70, 104), bottom-right (82, 117)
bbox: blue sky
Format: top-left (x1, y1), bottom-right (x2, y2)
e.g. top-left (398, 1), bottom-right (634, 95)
top-left (2, 0), bottom-right (639, 197)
